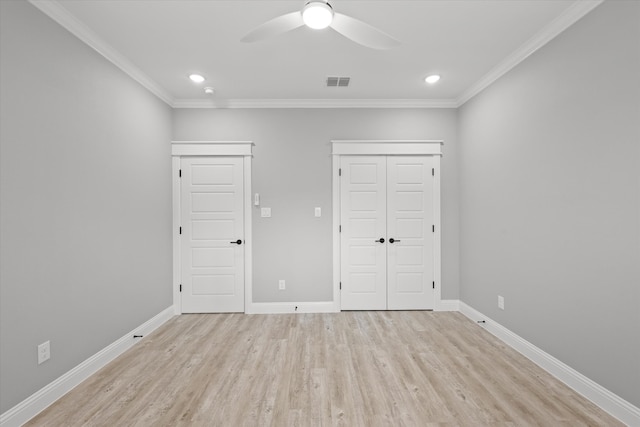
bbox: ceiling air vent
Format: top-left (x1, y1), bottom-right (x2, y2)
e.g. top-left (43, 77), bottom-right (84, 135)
top-left (327, 76), bottom-right (350, 87)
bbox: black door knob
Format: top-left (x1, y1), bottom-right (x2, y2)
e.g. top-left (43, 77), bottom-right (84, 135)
top-left (230, 239), bottom-right (242, 245)
top-left (389, 238), bottom-right (401, 243)
top-left (375, 238), bottom-right (385, 243)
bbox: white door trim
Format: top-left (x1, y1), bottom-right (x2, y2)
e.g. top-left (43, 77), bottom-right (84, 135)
top-left (171, 141), bottom-right (253, 314)
top-left (332, 140), bottom-right (444, 156)
top-left (331, 140), bottom-right (444, 311)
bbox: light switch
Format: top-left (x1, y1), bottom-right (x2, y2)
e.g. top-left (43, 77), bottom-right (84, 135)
top-left (254, 193), bottom-right (260, 206)
top-left (314, 207), bottom-right (321, 217)
top-left (261, 207), bottom-right (271, 218)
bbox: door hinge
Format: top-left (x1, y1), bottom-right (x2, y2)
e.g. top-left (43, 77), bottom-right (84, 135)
top-left (339, 225), bottom-right (342, 233)
top-left (179, 226), bottom-right (182, 235)
top-left (179, 169), bottom-right (182, 178)
top-left (432, 225), bottom-right (435, 233)
top-left (179, 284), bottom-right (182, 292)
top-left (340, 282), bottom-right (342, 290)
top-left (339, 168), bottom-right (342, 176)
top-left (433, 281), bottom-right (435, 289)
top-left (432, 168), bottom-right (434, 176)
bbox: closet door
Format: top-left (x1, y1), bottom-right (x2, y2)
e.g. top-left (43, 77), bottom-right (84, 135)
top-left (387, 156), bottom-right (434, 310)
top-left (340, 156), bottom-right (387, 310)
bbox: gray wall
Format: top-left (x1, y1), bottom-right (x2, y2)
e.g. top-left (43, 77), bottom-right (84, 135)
top-left (0, 1), bottom-right (173, 412)
top-left (458, 0), bottom-right (640, 407)
top-left (173, 108), bottom-right (460, 302)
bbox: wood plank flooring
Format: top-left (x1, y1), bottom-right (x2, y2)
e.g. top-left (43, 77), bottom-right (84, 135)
top-left (27, 311), bottom-right (622, 426)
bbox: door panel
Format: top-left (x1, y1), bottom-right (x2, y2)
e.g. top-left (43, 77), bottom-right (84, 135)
top-left (181, 157), bottom-right (244, 313)
top-left (340, 156), bottom-right (387, 310)
top-left (387, 156), bottom-right (434, 310)
top-left (395, 191), bottom-right (424, 211)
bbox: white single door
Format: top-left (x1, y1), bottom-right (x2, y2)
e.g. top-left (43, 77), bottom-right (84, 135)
top-left (340, 156), bottom-right (387, 310)
top-left (181, 157), bottom-right (244, 313)
top-left (387, 156), bottom-right (434, 310)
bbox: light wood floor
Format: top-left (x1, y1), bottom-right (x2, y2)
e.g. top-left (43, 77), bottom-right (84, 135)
top-left (27, 311), bottom-right (622, 426)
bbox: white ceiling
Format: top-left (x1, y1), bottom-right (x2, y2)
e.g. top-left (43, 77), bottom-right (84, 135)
top-left (32, 0), bottom-right (602, 107)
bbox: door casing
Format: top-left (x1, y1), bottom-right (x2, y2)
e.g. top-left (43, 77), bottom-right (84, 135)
top-left (172, 141), bottom-right (253, 315)
top-left (332, 140), bottom-right (443, 311)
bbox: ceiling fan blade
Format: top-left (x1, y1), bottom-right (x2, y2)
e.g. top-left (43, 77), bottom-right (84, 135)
top-left (330, 13), bottom-right (400, 50)
top-left (241, 11), bottom-right (304, 43)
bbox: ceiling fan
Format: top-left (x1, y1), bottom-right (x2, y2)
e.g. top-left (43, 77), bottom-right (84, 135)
top-left (240, 0), bottom-right (401, 50)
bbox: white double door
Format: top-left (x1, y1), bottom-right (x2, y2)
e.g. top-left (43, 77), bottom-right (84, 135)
top-left (180, 157), bottom-right (244, 313)
top-left (340, 156), bottom-right (435, 310)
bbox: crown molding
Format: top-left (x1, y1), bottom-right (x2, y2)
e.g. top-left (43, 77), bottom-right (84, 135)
top-left (28, 0), bottom-right (602, 111)
top-left (28, 0), bottom-right (174, 106)
top-left (171, 98), bottom-right (458, 109)
top-left (456, 0), bottom-right (604, 107)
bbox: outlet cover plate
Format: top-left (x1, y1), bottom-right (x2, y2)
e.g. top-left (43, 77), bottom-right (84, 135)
top-left (279, 280), bottom-right (285, 290)
top-left (498, 295), bottom-right (505, 310)
top-left (261, 207), bottom-right (271, 218)
top-left (38, 341), bottom-right (50, 364)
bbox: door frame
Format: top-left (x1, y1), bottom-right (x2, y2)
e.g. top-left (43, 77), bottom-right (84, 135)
top-left (172, 141), bottom-right (253, 315)
top-left (331, 140), bottom-right (444, 311)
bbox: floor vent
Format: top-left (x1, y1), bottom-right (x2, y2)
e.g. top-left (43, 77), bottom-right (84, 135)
top-left (327, 76), bottom-right (350, 87)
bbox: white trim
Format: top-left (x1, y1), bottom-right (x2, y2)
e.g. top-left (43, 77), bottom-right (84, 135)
top-left (456, 0), bottom-right (604, 106)
top-left (171, 142), bottom-right (253, 157)
top-left (435, 299), bottom-right (459, 312)
top-left (171, 98), bottom-right (458, 109)
top-left (28, 0), bottom-right (173, 106)
top-left (432, 155), bottom-right (443, 310)
top-left (171, 141), bottom-right (253, 314)
top-left (247, 302), bottom-right (337, 314)
top-left (171, 157), bottom-right (181, 315)
top-left (171, 140), bottom-right (253, 144)
top-left (0, 307), bottom-right (175, 427)
top-left (243, 155), bottom-right (253, 313)
top-left (332, 157), bottom-right (342, 313)
top-left (332, 140), bottom-right (444, 312)
top-left (458, 302), bottom-right (640, 427)
top-left (331, 140), bottom-right (444, 156)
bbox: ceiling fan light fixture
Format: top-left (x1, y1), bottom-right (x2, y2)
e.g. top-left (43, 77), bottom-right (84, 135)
top-left (302, 1), bottom-right (333, 30)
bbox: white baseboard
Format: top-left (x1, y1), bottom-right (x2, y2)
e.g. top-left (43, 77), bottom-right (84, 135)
top-left (458, 302), bottom-right (640, 427)
top-left (0, 306), bottom-right (175, 427)
top-left (247, 299), bottom-right (459, 314)
top-left (247, 301), bottom-right (338, 314)
top-left (436, 299), bottom-right (459, 311)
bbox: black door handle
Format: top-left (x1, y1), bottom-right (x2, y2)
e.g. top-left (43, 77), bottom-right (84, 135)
top-left (230, 239), bottom-right (242, 245)
top-left (389, 238), bottom-right (401, 243)
top-left (375, 238), bottom-right (385, 243)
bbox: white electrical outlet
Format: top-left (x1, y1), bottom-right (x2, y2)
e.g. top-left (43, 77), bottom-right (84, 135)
top-left (279, 279), bottom-right (286, 290)
top-left (38, 341), bottom-right (50, 365)
top-left (314, 207), bottom-right (321, 217)
top-left (498, 295), bottom-right (505, 310)
top-left (261, 207), bottom-right (271, 218)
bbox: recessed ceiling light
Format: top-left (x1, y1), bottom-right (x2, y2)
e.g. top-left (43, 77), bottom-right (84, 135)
top-left (302, 1), bottom-right (334, 29)
top-left (425, 74), bottom-right (441, 84)
top-left (204, 87), bottom-right (215, 95)
top-left (189, 74), bottom-right (205, 83)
